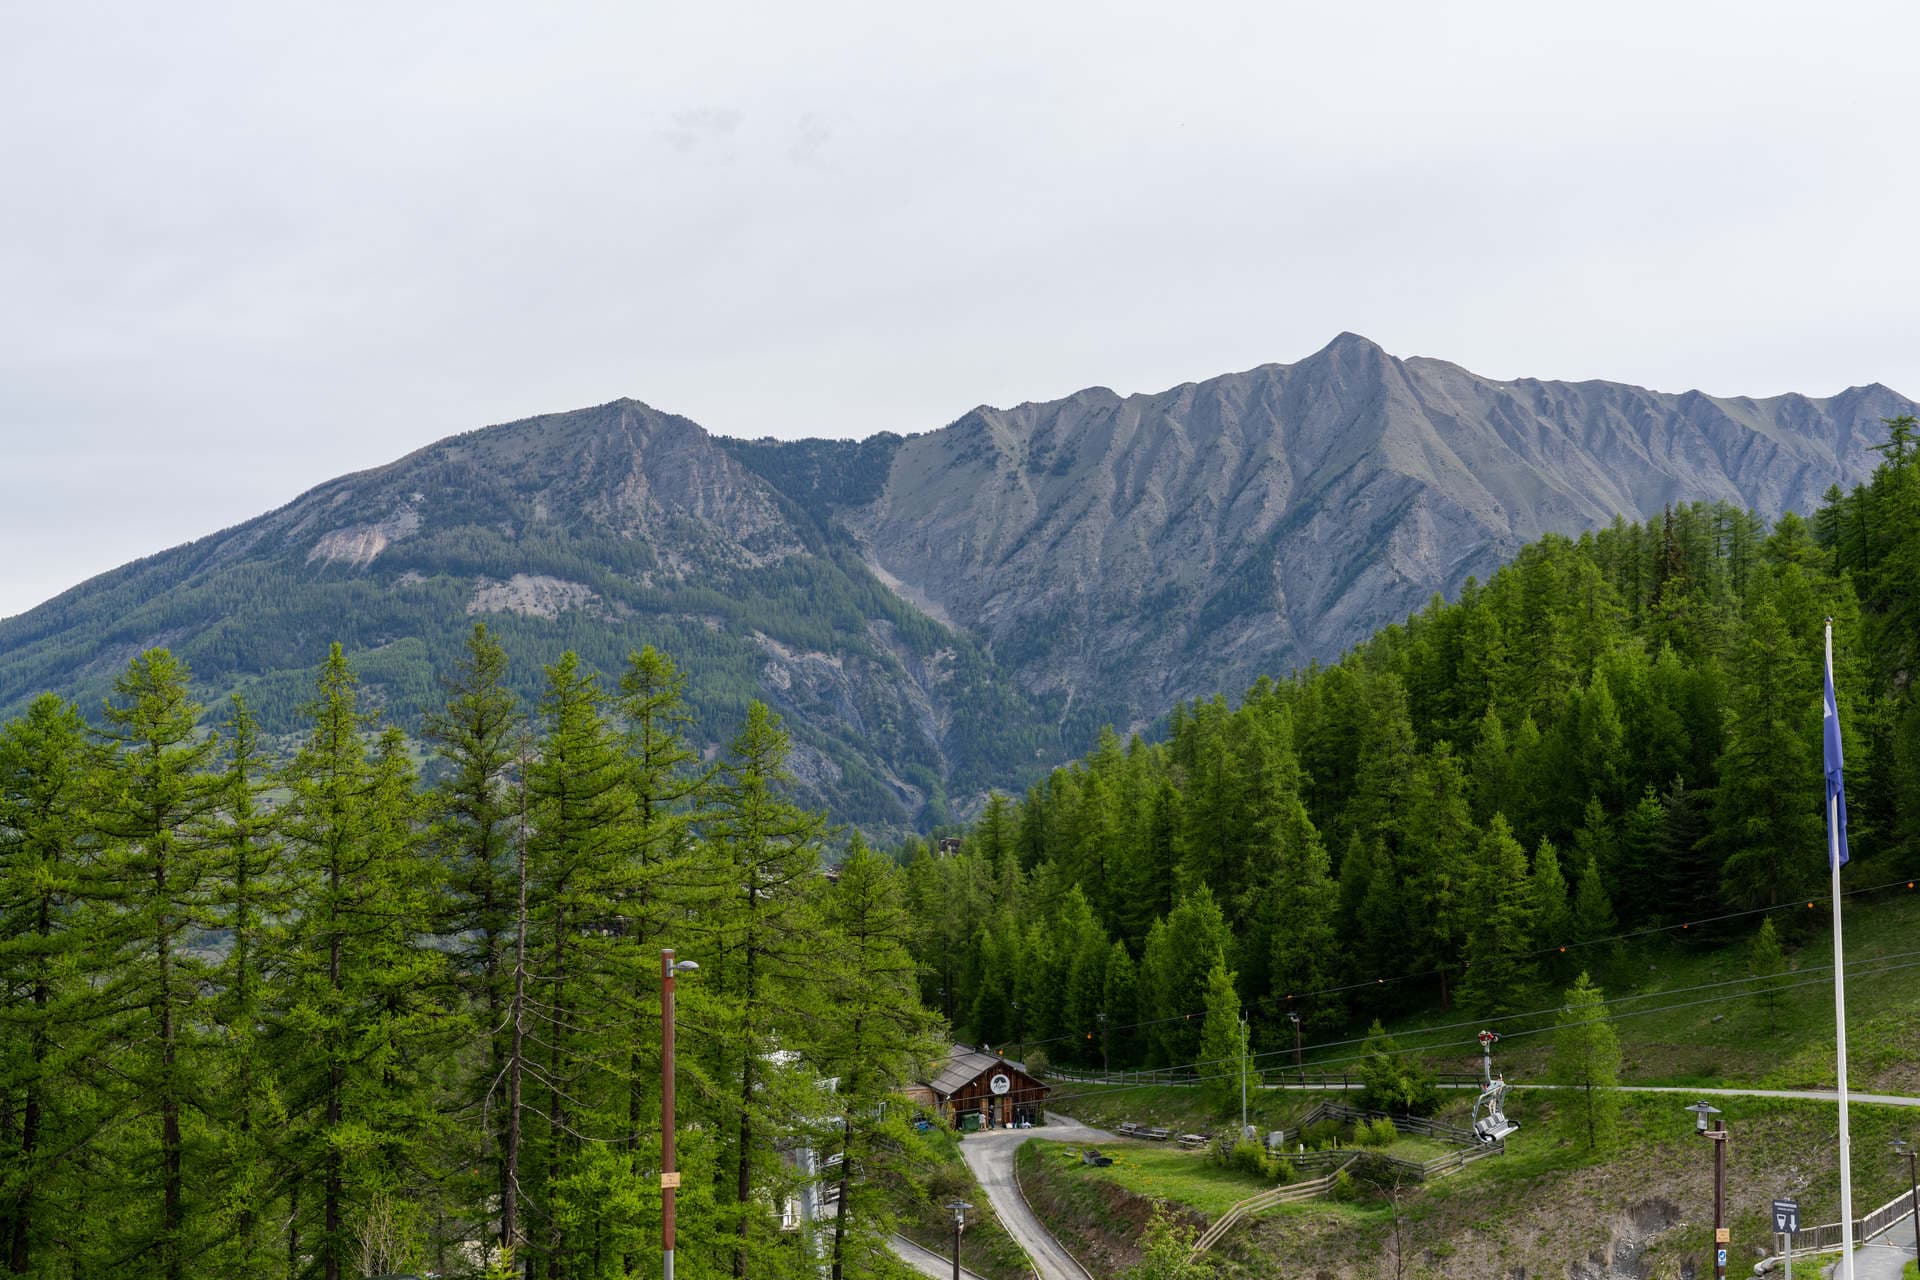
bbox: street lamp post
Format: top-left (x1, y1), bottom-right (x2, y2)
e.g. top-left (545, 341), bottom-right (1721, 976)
top-left (1239, 1013), bottom-right (1250, 1141)
top-left (662, 950), bottom-right (699, 1280)
top-left (945, 1200), bottom-right (971, 1280)
top-left (1894, 1139), bottom-right (1920, 1266)
top-left (1288, 1011), bottom-right (1302, 1077)
top-left (1687, 1103), bottom-right (1728, 1280)
top-left (1097, 1012), bottom-right (1109, 1076)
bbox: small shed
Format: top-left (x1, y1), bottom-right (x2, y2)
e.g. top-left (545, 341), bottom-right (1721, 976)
top-left (912, 1044), bottom-right (1048, 1130)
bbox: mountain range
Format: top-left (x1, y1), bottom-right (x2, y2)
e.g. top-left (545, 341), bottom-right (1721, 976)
top-left (2, 333), bottom-right (1911, 832)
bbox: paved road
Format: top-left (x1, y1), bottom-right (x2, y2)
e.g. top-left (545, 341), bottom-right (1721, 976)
top-left (887, 1232), bottom-right (991, 1280)
top-left (1822, 1235), bottom-right (1916, 1279)
top-left (957, 1114), bottom-right (1110, 1280)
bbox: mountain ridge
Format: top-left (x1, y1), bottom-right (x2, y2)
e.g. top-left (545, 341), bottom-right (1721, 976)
top-left (3, 335), bottom-right (1912, 831)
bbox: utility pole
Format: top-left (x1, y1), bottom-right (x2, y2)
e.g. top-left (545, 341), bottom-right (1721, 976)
top-left (1688, 1102), bottom-right (1728, 1280)
top-left (662, 950), bottom-right (699, 1280)
top-left (945, 1201), bottom-right (971, 1280)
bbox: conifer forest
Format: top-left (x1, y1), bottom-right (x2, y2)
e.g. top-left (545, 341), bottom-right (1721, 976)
top-left (0, 634), bottom-right (939, 1279)
top-left (4, 416), bottom-right (1920, 1279)
top-left (904, 417), bottom-right (1920, 1077)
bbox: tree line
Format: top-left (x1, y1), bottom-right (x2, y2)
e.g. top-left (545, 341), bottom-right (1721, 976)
top-left (0, 628), bottom-right (939, 1280)
top-left (903, 417), bottom-right (1920, 1074)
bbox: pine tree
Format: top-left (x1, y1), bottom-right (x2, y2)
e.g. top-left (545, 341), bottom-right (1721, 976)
top-left (522, 651), bottom-right (641, 1275)
top-left (1459, 815), bottom-right (1536, 1012)
top-left (0, 695), bottom-right (99, 1275)
top-left (1715, 595), bottom-right (1823, 909)
top-left (277, 648), bottom-right (448, 1280)
top-left (1749, 917), bottom-right (1788, 1033)
top-left (690, 702), bottom-right (831, 1278)
top-left (815, 840), bottom-right (942, 1280)
top-left (425, 623), bottom-right (523, 1228)
top-left (92, 650), bottom-right (220, 1279)
top-left (204, 695), bottom-right (286, 1275)
top-left (1195, 952), bottom-right (1247, 1116)
top-left (1530, 838), bottom-right (1573, 984)
top-left (1549, 973), bottom-right (1620, 1151)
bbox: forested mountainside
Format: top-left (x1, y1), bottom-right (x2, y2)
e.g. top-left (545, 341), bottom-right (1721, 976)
top-left (2, 335), bottom-right (1911, 832)
top-left (903, 415), bottom-right (1920, 1074)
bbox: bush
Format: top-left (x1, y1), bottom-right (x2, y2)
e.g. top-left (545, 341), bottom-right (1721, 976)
top-left (1331, 1168), bottom-right (1358, 1202)
top-left (1023, 1048), bottom-right (1050, 1080)
top-left (1302, 1119), bottom-right (1343, 1150)
top-left (1360, 1117), bottom-right (1397, 1147)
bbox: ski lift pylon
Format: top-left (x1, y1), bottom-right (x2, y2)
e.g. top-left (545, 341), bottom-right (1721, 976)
top-left (1471, 1030), bottom-right (1518, 1145)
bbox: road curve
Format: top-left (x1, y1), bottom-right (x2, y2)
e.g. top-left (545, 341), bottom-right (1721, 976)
top-left (887, 1231), bottom-right (992, 1280)
top-left (957, 1115), bottom-right (1110, 1280)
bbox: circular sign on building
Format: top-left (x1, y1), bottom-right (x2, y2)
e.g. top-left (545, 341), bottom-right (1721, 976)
top-left (989, 1073), bottom-right (1012, 1095)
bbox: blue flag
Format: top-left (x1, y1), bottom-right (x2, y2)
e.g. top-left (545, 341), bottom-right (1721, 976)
top-left (1825, 646), bottom-right (1850, 868)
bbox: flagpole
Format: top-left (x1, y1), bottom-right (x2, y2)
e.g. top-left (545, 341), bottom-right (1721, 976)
top-left (1828, 619), bottom-right (1856, 1280)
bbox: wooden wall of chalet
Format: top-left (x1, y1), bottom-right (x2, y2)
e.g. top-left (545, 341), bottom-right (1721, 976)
top-left (944, 1064), bottom-right (1047, 1128)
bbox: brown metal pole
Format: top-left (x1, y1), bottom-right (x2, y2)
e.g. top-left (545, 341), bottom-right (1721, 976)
top-left (1714, 1119), bottom-right (1727, 1280)
top-left (663, 949), bottom-right (677, 1280)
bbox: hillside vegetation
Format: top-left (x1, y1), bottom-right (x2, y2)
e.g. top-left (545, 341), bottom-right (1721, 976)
top-left (902, 416), bottom-right (1920, 1082)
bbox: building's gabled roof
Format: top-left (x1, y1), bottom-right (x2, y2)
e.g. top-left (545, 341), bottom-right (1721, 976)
top-left (925, 1044), bottom-right (1037, 1099)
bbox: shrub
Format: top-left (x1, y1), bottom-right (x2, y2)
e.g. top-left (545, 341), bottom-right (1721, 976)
top-left (1360, 1117), bottom-right (1397, 1147)
top-left (1331, 1168), bottom-right (1358, 1202)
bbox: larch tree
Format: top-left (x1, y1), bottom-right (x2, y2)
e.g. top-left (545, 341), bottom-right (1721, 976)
top-left (0, 695), bottom-right (99, 1276)
top-left (92, 650), bottom-right (219, 1280)
top-left (1548, 972), bottom-right (1620, 1151)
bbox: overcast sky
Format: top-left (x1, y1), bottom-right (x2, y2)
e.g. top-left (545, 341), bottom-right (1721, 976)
top-left (3, 1), bottom-right (1917, 619)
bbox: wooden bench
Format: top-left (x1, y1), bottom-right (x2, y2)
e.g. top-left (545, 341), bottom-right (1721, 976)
top-left (1177, 1133), bottom-right (1209, 1149)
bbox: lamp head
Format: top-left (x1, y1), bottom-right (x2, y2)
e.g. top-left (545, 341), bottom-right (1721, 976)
top-left (1685, 1102), bottom-right (1722, 1134)
top-left (945, 1200), bottom-right (972, 1227)
top-left (1894, 1137), bottom-right (1912, 1157)
top-left (672, 960), bottom-right (700, 974)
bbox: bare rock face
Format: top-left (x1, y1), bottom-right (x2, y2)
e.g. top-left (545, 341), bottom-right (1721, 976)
top-left (833, 332), bottom-right (1908, 741)
top-left (1, 337), bottom-right (1911, 832)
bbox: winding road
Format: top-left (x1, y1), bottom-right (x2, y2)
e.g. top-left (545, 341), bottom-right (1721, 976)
top-left (956, 1114), bottom-right (1111, 1280)
top-left (887, 1232), bottom-right (991, 1280)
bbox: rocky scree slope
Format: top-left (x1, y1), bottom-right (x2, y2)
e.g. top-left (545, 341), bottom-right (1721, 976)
top-left (1, 334), bottom-right (1910, 831)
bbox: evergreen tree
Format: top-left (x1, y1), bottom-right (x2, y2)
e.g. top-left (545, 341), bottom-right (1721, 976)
top-left (276, 648), bottom-right (448, 1280)
top-left (1715, 596), bottom-right (1823, 908)
top-left (1195, 952), bottom-right (1247, 1116)
top-left (203, 695), bottom-right (286, 1276)
top-left (1549, 973), bottom-right (1620, 1151)
top-left (1530, 838), bottom-right (1573, 984)
top-left (690, 703), bottom-right (831, 1279)
top-left (1749, 917), bottom-right (1788, 1033)
top-left (424, 623), bottom-right (523, 1227)
top-left (1459, 816), bottom-right (1536, 1012)
top-left (814, 840), bottom-right (942, 1280)
top-left (92, 650), bottom-right (220, 1280)
top-left (0, 695), bottom-right (98, 1275)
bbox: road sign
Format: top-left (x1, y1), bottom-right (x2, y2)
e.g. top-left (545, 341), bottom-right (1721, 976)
top-left (1772, 1198), bottom-right (1800, 1234)
top-left (1715, 1227), bottom-right (1730, 1243)
top-left (1717, 1248), bottom-right (1728, 1267)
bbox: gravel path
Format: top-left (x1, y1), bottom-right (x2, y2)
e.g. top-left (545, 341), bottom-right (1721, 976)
top-left (887, 1231), bottom-right (991, 1280)
top-left (1822, 1234), bottom-right (1915, 1279)
top-left (956, 1115), bottom-right (1111, 1280)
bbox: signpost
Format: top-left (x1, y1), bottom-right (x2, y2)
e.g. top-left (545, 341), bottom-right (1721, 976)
top-left (1773, 1199), bottom-right (1800, 1280)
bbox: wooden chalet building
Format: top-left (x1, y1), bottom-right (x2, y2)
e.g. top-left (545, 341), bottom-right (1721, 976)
top-left (905, 1044), bottom-right (1048, 1130)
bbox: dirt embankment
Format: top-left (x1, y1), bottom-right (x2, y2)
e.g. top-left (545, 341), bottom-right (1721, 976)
top-left (1015, 1143), bottom-right (1205, 1277)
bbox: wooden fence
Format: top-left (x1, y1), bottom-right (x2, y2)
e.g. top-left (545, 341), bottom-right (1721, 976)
top-left (1188, 1156), bottom-right (1359, 1259)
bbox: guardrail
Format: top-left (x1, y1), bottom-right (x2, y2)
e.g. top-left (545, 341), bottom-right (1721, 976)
top-left (1188, 1156), bottom-right (1359, 1258)
top-left (1778, 1188), bottom-right (1915, 1254)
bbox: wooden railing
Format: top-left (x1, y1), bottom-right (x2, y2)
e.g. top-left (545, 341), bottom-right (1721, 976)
top-left (1188, 1156), bottom-right (1359, 1258)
